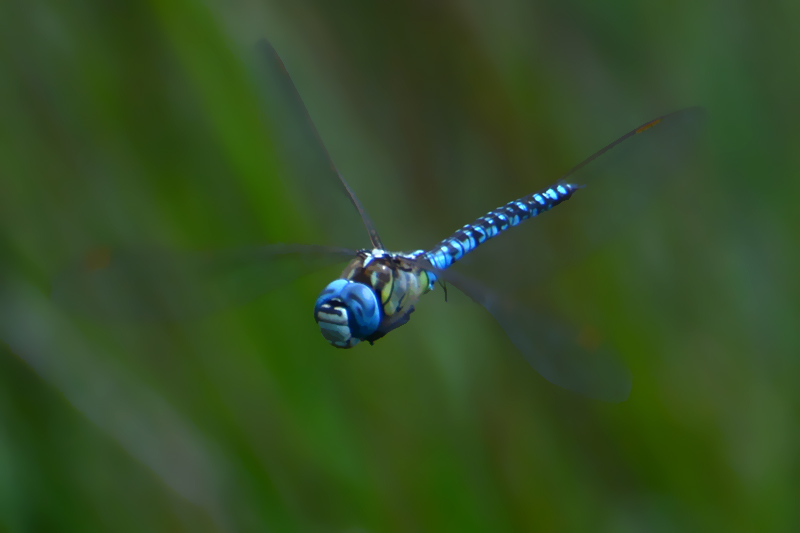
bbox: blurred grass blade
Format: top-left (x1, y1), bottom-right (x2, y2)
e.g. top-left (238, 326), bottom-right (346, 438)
top-left (0, 279), bottom-right (228, 524)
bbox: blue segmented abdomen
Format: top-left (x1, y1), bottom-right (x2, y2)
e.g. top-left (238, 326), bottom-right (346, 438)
top-left (424, 182), bottom-right (580, 271)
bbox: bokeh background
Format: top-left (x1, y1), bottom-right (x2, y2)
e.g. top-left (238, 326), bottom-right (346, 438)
top-left (1, 0), bottom-right (799, 531)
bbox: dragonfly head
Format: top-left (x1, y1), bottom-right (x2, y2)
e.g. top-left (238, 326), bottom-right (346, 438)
top-left (314, 279), bottom-right (380, 348)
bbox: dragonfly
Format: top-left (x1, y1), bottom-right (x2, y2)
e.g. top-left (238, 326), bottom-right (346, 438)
top-left (52, 39), bottom-right (704, 402)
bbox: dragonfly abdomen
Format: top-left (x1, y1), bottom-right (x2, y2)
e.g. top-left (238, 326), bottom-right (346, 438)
top-left (425, 182), bottom-right (580, 271)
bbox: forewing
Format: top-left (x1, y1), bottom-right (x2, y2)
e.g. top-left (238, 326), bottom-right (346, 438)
top-left (251, 39), bottom-right (383, 249)
top-left (51, 244), bottom-right (355, 321)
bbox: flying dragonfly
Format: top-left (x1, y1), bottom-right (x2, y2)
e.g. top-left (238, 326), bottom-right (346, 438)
top-left (52, 39), bottom-right (704, 402)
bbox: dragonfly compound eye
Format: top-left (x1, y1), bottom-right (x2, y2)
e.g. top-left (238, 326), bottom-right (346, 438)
top-left (314, 280), bottom-right (380, 348)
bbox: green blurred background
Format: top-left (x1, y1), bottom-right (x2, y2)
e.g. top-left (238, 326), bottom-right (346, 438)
top-left (1, 0), bottom-right (799, 531)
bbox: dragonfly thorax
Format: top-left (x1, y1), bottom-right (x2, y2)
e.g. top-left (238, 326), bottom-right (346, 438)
top-left (314, 249), bottom-right (435, 348)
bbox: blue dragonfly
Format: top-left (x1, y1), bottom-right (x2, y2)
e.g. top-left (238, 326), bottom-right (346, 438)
top-left (52, 40), bottom-right (704, 402)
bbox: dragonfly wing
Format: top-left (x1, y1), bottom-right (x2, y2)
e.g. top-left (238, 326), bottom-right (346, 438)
top-left (51, 244), bottom-right (355, 321)
top-left (447, 107), bottom-right (707, 293)
top-left (414, 259), bottom-right (631, 402)
top-left (252, 39), bottom-right (383, 250)
top-left (555, 107), bottom-right (707, 248)
top-left (559, 107), bottom-right (706, 184)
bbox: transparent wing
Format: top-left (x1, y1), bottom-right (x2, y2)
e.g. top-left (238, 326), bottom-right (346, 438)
top-left (556, 107), bottom-right (706, 249)
top-left (560, 107), bottom-right (705, 184)
top-left (410, 110), bottom-right (704, 400)
top-left (51, 244), bottom-right (355, 321)
top-left (413, 259), bottom-right (631, 402)
top-left (411, 110), bottom-right (705, 400)
top-left (251, 39), bottom-right (383, 250)
top-left (444, 107), bottom-right (707, 292)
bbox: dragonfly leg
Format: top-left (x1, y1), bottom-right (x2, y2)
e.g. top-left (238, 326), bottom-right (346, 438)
top-left (365, 306), bottom-right (416, 345)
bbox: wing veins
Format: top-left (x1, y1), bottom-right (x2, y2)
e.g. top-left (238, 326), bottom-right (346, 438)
top-left (255, 39), bottom-right (384, 250)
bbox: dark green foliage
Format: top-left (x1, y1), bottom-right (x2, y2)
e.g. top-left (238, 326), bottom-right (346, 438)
top-left (1, 0), bottom-right (798, 531)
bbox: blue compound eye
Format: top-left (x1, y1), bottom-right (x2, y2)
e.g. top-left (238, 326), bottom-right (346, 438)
top-left (339, 282), bottom-right (380, 338)
top-left (314, 279), bottom-right (349, 316)
top-left (314, 280), bottom-right (380, 347)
